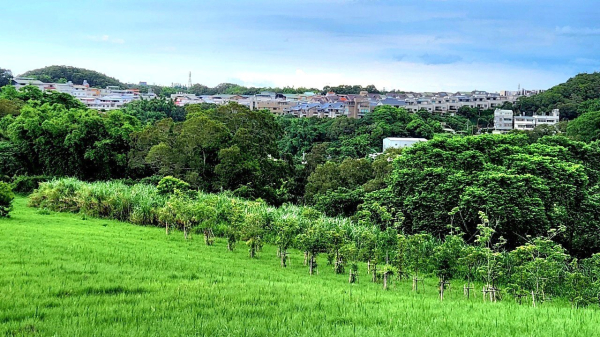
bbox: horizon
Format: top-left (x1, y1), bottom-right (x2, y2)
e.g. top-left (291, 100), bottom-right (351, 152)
top-left (2, 1), bottom-right (599, 92)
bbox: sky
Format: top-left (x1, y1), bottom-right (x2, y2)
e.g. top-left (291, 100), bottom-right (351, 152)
top-left (1, 0), bottom-right (599, 92)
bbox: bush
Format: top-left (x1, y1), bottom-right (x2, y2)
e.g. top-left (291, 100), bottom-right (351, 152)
top-left (11, 175), bottom-right (53, 194)
top-left (139, 175), bottom-right (163, 186)
top-left (0, 181), bottom-right (14, 217)
top-left (157, 176), bottom-right (190, 195)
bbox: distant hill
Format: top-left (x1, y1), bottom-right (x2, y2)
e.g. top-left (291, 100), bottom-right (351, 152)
top-left (20, 65), bottom-right (126, 89)
top-left (516, 72), bottom-right (600, 120)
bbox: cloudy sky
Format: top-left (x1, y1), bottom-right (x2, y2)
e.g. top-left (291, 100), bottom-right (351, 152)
top-left (2, 0), bottom-right (599, 91)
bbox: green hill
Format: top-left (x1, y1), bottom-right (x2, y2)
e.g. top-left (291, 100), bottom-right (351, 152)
top-left (516, 72), bottom-right (600, 119)
top-left (1, 197), bottom-right (599, 336)
top-left (20, 65), bottom-right (126, 88)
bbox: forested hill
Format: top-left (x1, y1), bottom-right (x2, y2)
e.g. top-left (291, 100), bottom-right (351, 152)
top-left (20, 66), bottom-right (125, 88)
top-left (516, 72), bottom-right (600, 120)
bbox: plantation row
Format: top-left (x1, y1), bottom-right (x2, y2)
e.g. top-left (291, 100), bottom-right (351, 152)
top-left (29, 178), bottom-right (600, 307)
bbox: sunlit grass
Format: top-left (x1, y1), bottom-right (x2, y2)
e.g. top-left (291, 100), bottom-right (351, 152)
top-left (1, 197), bottom-right (598, 336)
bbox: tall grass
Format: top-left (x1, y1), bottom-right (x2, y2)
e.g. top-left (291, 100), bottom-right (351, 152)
top-left (28, 178), bottom-right (359, 244)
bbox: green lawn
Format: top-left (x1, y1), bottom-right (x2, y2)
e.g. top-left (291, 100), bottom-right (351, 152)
top-left (1, 197), bottom-right (599, 336)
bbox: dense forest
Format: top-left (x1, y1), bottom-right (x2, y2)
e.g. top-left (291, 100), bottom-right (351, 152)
top-left (515, 72), bottom-right (600, 119)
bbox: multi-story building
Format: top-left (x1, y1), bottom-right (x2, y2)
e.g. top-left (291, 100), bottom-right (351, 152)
top-left (495, 108), bottom-right (559, 132)
top-left (494, 109), bottom-right (514, 132)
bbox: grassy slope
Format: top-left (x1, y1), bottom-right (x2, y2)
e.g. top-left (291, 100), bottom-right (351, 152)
top-left (1, 197), bottom-right (598, 336)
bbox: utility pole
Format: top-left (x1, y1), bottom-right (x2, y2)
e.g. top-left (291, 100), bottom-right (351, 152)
top-left (188, 71), bottom-right (192, 89)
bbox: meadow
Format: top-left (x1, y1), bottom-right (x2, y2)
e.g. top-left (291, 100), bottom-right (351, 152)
top-left (2, 197), bottom-right (600, 336)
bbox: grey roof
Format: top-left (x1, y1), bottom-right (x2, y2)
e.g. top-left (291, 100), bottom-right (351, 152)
top-left (379, 98), bottom-right (406, 106)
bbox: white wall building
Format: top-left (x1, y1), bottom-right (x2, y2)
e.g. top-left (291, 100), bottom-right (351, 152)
top-left (495, 108), bottom-right (559, 132)
top-left (493, 109), bottom-right (514, 132)
top-left (383, 137), bottom-right (427, 151)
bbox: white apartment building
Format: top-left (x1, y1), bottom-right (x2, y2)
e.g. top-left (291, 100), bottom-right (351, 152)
top-left (493, 109), bottom-right (514, 132)
top-left (496, 108), bottom-right (559, 132)
top-left (534, 109), bottom-right (560, 126)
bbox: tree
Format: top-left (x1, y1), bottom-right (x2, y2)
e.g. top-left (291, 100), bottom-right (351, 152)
top-left (193, 202), bottom-right (217, 245)
top-left (509, 230), bottom-right (569, 305)
top-left (328, 228), bottom-right (348, 274)
top-left (241, 213), bottom-right (264, 258)
top-left (169, 192), bottom-right (194, 239)
top-left (404, 233), bottom-right (433, 292)
top-left (123, 98), bottom-right (186, 124)
top-left (0, 68), bottom-right (13, 88)
top-left (475, 212), bottom-right (506, 302)
top-left (157, 199), bottom-right (177, 235)
top-left (296, 223), bottom-right (330, 275)
top-left (274, 217), bottom-right (299, 267)
top-left (21, 65), bottom-right (125, 88)
top-left (157, 176), bottom-right (190, 195)
top-left (0, 98), bottom-right (23, 117)
top-left (0, 182), bottom-right (14, 217)
top-left (433, 233), bottom-right (465, 300)
top-left (566, 110), bottom-right (600, 142)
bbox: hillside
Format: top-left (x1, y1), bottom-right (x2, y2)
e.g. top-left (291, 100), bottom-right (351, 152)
top-left (20, 65), bottom-right (125, 88)
top-left (516, 72), bottom-right (600, 119)
top-left (1, 197), bottom-right (599, 336)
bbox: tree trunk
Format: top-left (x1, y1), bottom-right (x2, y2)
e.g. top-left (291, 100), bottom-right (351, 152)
top-left (532, 291), bottom-right (536, 307)
top-left (309, 254), bottom-right (314, 275)
top-left (349, 269), bottom-right (355, 284)
top-left (280, 250), bottom-right (287, 268)
top-left (367, 260), bottom-right (371, 273)
top-left (184, 226), bottom-right (188, 240)
top-left (440, 278), bottom-right (444, 301)
top-left (372, 264), bottom-right (377, 283)
top-left (467, 279), bottom-right (471, 299)
top-left (165, 222), bottom-right (169, 235)
top-left (383, 273), bottom-right (388, 290)
top-left (304, 251), bottom-right (308, 266)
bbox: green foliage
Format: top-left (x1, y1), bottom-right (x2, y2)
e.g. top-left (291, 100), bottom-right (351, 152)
top-left (11, 175), bottom-right (53, 194)
top-left (130, 102), bottom-right (289, 202)
top-left (0, 181), bottom-right (14, 217)
top-left (21, 65), bottom-right (125, 88)
top-left (0, 68), bottom-right (12, 87)
top-left (6, 104), bottom-right (140, 180)
top-left (157, 176), bottom-right (190, 195)
top-left (566, 110), bottom-right (600, 142)
top-left (122, 98), bottom-right (186, 124)
top-left (367, 134), bottom-right (600, 256)
top-left (516, 72), bottom-right (600, 119)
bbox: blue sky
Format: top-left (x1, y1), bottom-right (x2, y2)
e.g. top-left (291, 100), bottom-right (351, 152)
top-left (2, 0), bottom-right (599, 91)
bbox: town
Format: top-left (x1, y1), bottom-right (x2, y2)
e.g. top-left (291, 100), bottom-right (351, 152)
top-left (12, 76), bottom-right (555, 132)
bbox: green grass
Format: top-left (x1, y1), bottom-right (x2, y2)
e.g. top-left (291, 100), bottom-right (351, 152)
top-left (1, 197), bottom-right (599, 336)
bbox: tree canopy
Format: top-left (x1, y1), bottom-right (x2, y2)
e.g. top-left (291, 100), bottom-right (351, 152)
top-left (21, 65), bottom-right (125, 88)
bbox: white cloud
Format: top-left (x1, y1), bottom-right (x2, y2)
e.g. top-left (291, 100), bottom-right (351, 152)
top-left (556, 26), bottom-right (600, 36)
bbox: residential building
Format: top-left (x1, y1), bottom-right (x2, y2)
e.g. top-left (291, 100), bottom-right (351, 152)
top-left (494, 109), bottom-right (514, 132)
top-left (383, 137), bottom-right (427, 151)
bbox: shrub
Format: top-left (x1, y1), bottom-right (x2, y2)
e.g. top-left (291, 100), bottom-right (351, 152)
top-left (0, 181), bottom-right (14, 217)
top-left (157, 176), bottom-right (190, 195)
top-left (139, 175), bottom-right (163, 186)
top-left (11, 175), bottom-right (53, 194)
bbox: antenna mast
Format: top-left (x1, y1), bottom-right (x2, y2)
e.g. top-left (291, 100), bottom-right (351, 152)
top-left (188, 71), bottom-right (192, 88)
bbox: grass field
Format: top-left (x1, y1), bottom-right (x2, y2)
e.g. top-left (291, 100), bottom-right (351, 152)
top-left (1, 197), bottom-right (599, 336)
